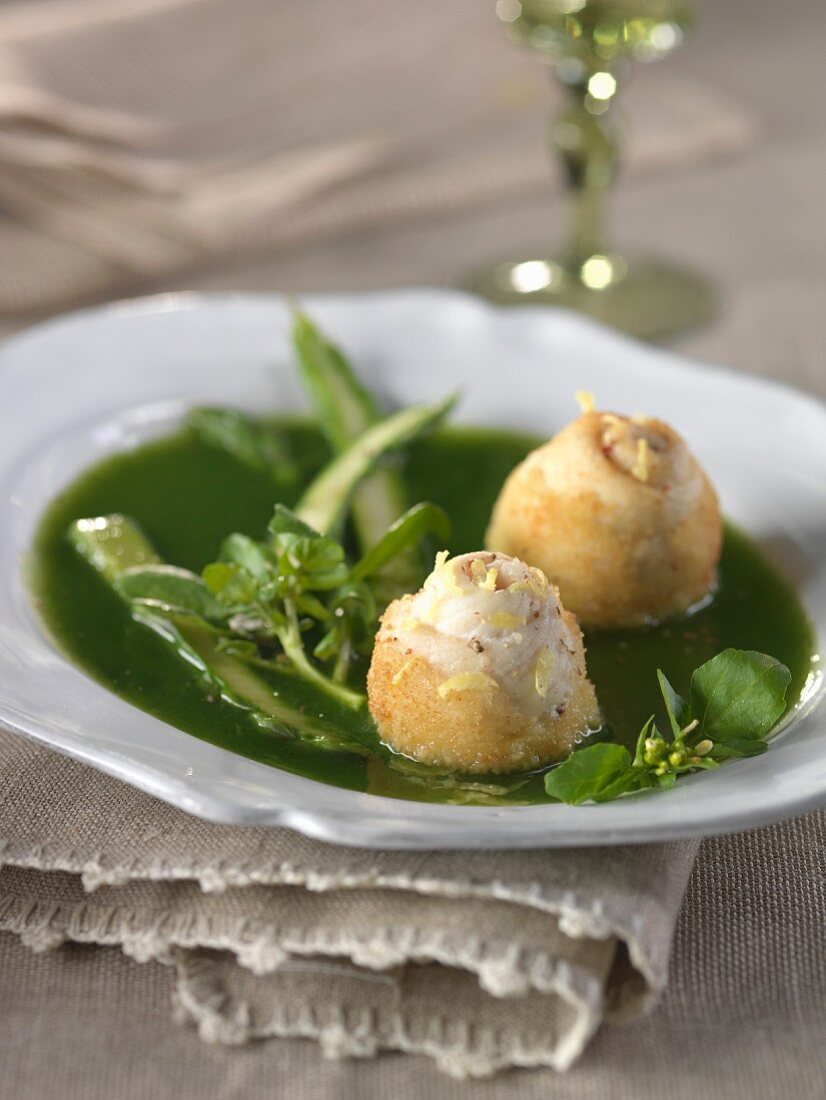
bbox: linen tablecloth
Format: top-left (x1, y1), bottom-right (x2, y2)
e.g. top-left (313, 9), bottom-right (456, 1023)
top-left (0, 729), bottom-right (699, 1077)
top-left (2, 809), bottom-right (824, 1099)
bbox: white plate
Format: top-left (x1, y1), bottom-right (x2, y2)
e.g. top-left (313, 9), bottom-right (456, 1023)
top-left (0, 290), bottom-right (824, 847)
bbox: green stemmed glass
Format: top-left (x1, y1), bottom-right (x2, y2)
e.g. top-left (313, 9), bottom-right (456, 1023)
top-left (464, 0), bottom-right (714, 340)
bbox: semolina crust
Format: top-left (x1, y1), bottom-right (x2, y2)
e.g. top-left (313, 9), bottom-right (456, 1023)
top-left (486, 413), bottom-right (723, 630)
top-left (367, 606), bottom-right (600, 774)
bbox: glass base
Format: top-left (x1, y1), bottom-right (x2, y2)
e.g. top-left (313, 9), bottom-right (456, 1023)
top-left (461, 253), bottom-right (715, 341)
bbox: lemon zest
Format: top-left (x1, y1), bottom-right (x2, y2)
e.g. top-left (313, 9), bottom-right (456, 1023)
top-left (480, 566), bottom-right (498, 591)
top-left (443, 572), bottom-right (466, 596)
top-left (508, 579), bottom-right (533, 595)
top-left (470, 559), bottom-right (487, 584)
top-left (529, 566), bottom-right (549, 592)
top-left (575, 390), bottom-right (596, 414)
top-left (427, 551), bottom-right (465, 596)
top-left (437, 672), bottom-right (498, 698)
top-left (631, 437), bottom-right (649, 482)
top-left (488, 611), bottom-right (525, 631)
top-left (391, 659), bottom-right (417, 686)
top-left (534, 647), bottom-right (556, 698)
top-left (510, 574), bottom-right (543, 598)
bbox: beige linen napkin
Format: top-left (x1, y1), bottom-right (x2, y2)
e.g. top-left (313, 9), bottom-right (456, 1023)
top-left (0, 729), bottom-right (699, 1077)
top-left (0, 0), bottom-right (755, 317)
top-left (4, 811), bottom-right (826, 1100)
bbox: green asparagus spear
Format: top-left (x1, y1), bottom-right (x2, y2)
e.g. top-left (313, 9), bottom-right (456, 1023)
top-left (292, 310), bottom-right (429, 594)
top-left (294, 395), bottom-right (456, 537)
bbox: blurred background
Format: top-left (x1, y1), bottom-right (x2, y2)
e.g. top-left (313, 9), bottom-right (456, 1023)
top-left (0, 0), bottom-right (823, 393)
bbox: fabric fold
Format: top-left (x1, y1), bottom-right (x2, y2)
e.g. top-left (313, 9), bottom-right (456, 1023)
top-left (0, 729), bottom-right (698, 1076)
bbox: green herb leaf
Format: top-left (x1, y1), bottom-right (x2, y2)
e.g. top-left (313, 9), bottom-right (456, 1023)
top-left (202, 561), bottom-right (260, 608)
top-left (115, 565), bottom-right (226, 621)
top-left (690, 649), bottom-right (791, 741)
top-left (219, 533), bottom-right (272, 580)
top-left (708, 738), bottom-right (770, 760)
top-left (544, 743), bottom-right (652, 805)
top-left (545, 646), bottom-right (792, 805)
top-left (289, 539), bottom-right (349, 591)
top-left (657, 669), bottom-right (689, 739)
top-left (350, 502), bottom-right (451, 583)
top-left (267, 503), bottom-right (321, 540)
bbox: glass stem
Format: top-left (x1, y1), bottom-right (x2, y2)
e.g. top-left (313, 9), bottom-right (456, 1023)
top-left (551, 70), bottom-right (619, 275)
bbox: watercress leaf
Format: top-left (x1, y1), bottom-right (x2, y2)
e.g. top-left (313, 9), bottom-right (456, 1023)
top-left (202, 561), bottom-right (233, 595)
top-left (544, 743), bottom-right (639, 805)
top-left (187, 407), bottom-right (298, 486)
top-left (295, 562), bottom-right (349, 592)
top-left (350, 502), bottom-right (451, 583)
top-left (219, 533), bottom-right (272, 580)
top-left (202, 561), bottom-right (258, 606)
top-left (116, 565), bottom-right (226, 620)
top-left (709, 738), bottom-right (770, 760)
top-left (300, 536), bottom-right (347, 578)
top-left (690, 649), bottom-right (792, 740)
top-left (657, 669), bottom-right (689, 739)
top-left (268, 503), bottom-right (321, 540)
top-left (268, 526), bottom-right (348, 588)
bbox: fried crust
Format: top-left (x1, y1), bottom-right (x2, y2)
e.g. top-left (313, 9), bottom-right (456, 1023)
top-left (367, 605), bottom-right (600, 773)
top-left (486, 413), bottom-right (722, 630)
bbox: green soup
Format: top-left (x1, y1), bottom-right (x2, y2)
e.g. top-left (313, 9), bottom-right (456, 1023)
top-left (29, 423), bottom-right (816, 805)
